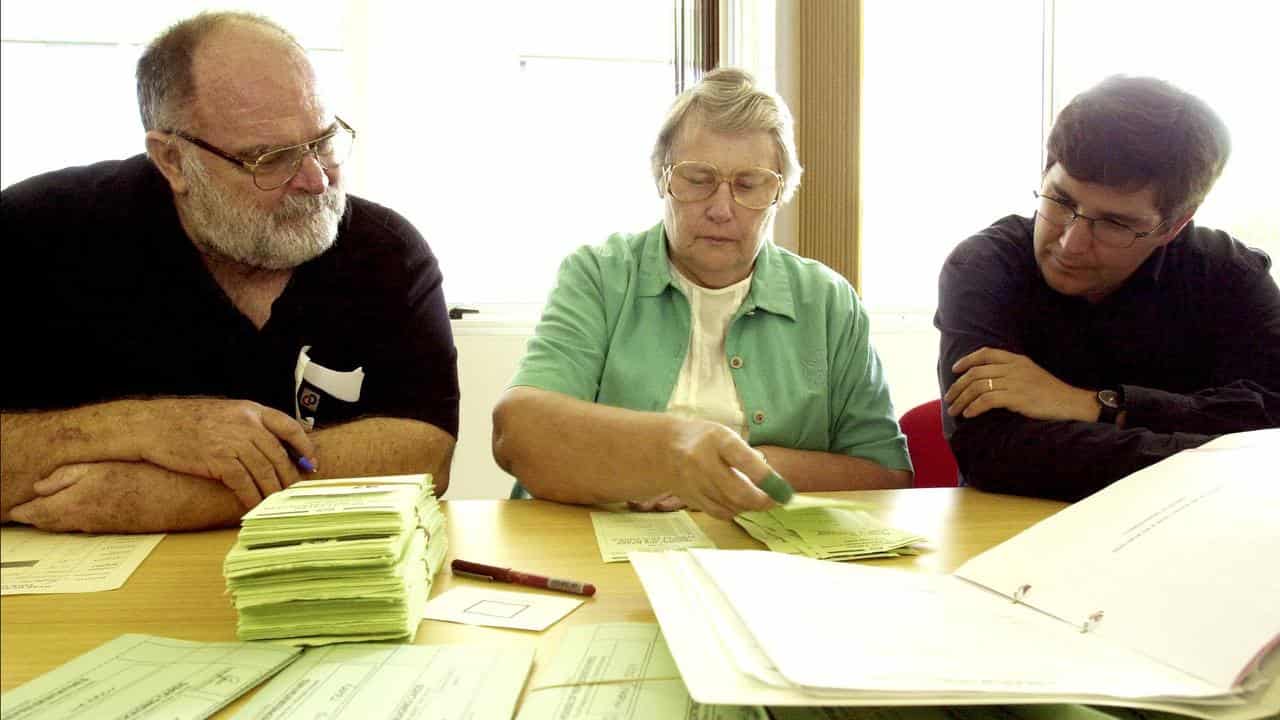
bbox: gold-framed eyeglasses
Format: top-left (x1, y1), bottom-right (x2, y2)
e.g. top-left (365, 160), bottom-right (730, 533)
top-left (664, 161), bottom-right (783, 210)
top-left (172, 116), bottom-right (356, 191)
top-left (1033, 191), bottom-right (1165, 250)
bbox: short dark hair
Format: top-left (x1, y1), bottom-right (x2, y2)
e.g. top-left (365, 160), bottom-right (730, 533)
top-left (1045, 75), bottom-right (1230, 219)
top-left (136, 11), bottom-right (298, 132)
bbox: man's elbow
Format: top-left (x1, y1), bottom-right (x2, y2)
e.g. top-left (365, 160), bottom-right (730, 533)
top-left (953, 450), bottom-right (1022, 496)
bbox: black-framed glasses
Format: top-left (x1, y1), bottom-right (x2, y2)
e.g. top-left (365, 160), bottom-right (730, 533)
top-left (1033, 191), bottom-right (1164, 249)
top-left (664, 161), bottom-right (783, 210)
top-left (172, 117), bottom-right (356, 191)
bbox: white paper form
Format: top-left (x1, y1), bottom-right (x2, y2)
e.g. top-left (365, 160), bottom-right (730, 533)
top-left (0, 634), bottom-right (301, 720)
top-left (590, 510), bottom-right (716, 562)
top-left (422, 586), bottom-right (583, 631)
top-left (0, 526), bottom-right (164, 595)
top-left (233, 643), bottom-right (533, 720)
top-left (516, 623), bottom-right (766, 720)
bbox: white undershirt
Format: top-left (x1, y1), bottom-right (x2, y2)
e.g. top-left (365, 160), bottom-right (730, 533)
top-left (666, 264), bottom-right (752, 438)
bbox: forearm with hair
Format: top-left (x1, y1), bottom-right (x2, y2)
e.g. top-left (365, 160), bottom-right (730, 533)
top-left (309, 417), bottom-right (456, 496)
top-left (1, 404), bottom-right (145, 519)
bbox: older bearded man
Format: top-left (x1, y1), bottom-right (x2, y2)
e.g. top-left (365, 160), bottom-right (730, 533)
top-left (0, 12), bottom-right (459, 532)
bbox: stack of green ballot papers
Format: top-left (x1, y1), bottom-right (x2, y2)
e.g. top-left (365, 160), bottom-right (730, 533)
top-left (223, 473), bottom-right (446, 645)
top-left (734, 503), bottom-right (925, 561)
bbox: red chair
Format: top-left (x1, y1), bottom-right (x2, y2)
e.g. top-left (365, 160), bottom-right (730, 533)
top-left (900, 399), bottom-right (959, 488)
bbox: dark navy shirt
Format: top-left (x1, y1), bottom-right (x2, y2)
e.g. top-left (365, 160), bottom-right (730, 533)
top-left (935, 214), bottom-right (1280, 501)
top-left (2, 154), bottom-right (459, 437)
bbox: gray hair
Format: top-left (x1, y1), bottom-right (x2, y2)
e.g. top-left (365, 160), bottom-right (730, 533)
top-left (136, 11), bottom-right (300, 132)
top-left (651, 67), bottom-right (803, 204)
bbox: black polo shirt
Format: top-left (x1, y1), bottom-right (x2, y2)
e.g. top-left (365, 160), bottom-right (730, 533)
top-left (935, 214), bottom-right (1280, 501)
top-left (2, 154), bottom-right (459, 437)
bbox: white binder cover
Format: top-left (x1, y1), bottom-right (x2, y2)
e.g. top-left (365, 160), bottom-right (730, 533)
top-left (631, 428), bottom-right (1280, 719)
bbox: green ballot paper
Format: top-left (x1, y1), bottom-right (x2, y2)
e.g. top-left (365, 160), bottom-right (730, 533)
top-left (738, 472), bottom-right (925, 561)
top-left (223, 474), bottom-right (447, 645)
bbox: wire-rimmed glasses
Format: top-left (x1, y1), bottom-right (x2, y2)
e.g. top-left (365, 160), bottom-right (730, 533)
top-left (173, 117), bottom-right (356, 191)
top-left (664, 161), bottom-right (783, 210)
top-left (1033, 191), bottom-right (1164, 249)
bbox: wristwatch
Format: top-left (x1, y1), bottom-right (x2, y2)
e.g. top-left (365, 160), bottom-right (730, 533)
top-left (1096, 388), bottom-right (1123, 424)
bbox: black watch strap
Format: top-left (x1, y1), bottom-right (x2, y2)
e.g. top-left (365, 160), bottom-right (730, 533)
top-left (1096, 388), bottom-right (1123, 424)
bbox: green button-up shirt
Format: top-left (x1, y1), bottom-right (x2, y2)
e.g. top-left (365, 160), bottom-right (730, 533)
top-left (512, 223), bottom-right (911, 471)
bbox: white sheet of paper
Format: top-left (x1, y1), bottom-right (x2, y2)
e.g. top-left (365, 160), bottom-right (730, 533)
top-left (0, 634), bottom-right (300, 720)
top-left (422, 585), bottom-right (583, 631)
top-left (590, 509), bottom-right (716, 562)
top-left (233, 642), bottom-right (532, 720)
top-left (0, 526), bottom-right (164, 595)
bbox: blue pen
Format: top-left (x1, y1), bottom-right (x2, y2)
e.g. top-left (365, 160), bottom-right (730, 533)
top-left (289, 451), bottom-right (317, 473)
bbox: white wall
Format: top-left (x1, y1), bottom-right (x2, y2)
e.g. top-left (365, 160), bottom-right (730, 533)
top-left (446, 312), bottom-right (941, 500)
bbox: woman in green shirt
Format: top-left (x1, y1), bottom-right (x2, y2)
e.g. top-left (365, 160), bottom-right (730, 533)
top-left (493, 68), bottom-right (911, 520)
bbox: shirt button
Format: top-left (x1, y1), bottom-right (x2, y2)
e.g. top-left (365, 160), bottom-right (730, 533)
top-left (753, 410), bottom-right (766, 425)
top-left (729, 356), bottom-right (744, 369)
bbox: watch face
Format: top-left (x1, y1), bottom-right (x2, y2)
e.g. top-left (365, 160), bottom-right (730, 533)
top-left (1098, 389), bottom-right (1120, 409)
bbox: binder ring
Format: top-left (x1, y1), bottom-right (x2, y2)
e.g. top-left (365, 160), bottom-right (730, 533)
top-left (1012, 584), bottom-right (1031, 603)
top-left (1080, 610), bottom-right (1104, 633)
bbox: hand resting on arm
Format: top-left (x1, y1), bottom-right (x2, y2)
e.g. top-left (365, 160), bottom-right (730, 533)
top-left (1, 397), bottom-right (314, 520)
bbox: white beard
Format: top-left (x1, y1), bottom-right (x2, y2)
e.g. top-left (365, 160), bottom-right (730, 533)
top-left (179, 151), bottom-right (345, 270)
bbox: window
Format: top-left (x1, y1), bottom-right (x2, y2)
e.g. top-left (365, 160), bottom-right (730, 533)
top-left (860, 1), bottom-right (1043, 314)
top-left (1, 1), bottom-right (675, 308)
top-left (353, 3), bottom-right (673, 305)
top-left (859, 0), bottom-right (1280, 316)
top-left (1052, 0), bottom-right (1280, 280)
top-left (0, 3), bottom-right (346, 190)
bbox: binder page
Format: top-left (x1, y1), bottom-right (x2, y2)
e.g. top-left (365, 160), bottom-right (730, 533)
top-left (687, 549), bottom-right (1224, 699)
top-left (954, 433), bottom-right (1280, 690)
top-left (232, 642), bottom-right (531, 720)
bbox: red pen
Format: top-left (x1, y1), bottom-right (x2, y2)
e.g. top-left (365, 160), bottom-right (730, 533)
top-left (451, 559), bottom-right (597, 597)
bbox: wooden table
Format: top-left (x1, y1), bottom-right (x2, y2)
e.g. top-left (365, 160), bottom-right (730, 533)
top-left (0, 488), bottom-right (1066, 712)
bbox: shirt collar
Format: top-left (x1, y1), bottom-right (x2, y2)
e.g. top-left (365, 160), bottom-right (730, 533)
top-left (1107, 221), bottom-right (1187, 299)
top-left (636, 221), bottom-right (797, 320)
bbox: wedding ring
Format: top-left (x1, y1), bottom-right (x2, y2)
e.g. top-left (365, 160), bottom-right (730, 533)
top-left (987, 378), bottom-right (995, 392)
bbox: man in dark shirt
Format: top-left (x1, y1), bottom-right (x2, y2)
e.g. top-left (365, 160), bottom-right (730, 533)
top-left (0, 12), bottom-right (459, 532)
top-left (935, 75), bottom-right (1280, 501)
